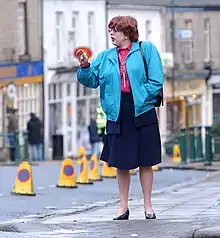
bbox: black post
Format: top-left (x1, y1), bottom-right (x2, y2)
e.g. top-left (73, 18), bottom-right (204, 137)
top-left (105, 0), bottom-right (109, 49)
top-left (170, 0), bottom-right (175, 132)
top-left (40, 0), bottom-right (45, 160)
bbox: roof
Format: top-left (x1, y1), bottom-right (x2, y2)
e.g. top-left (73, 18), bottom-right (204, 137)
top-left (107, 0), bottom-right (220, 7)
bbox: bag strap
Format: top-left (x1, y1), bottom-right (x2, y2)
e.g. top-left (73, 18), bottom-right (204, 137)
top-left (139, 41), bottom-right (149, 83)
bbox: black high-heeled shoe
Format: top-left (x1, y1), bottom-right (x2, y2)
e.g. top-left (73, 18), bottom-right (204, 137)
top-left (113, 209), bottom-right (130, 220)
top-left (145, 211), bottom-right (156, 219)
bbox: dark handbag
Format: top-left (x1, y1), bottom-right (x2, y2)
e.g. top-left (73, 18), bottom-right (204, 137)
top-left (139, 41), bottom-right (164, 107)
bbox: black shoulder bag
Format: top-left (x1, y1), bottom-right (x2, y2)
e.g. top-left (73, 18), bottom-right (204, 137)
top-left (139, 41), bottom-right (164, 107)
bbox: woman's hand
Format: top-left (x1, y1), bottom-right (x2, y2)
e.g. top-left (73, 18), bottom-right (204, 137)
top-left (76, 49), bottom-right (89, 66)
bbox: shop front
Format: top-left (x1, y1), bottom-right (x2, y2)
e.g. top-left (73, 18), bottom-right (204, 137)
top-left (208, 74), bottom-right (220, 154)
top-left (0, 61), bottom-right (43, 148)
top-left (164, 78), bottom-right (209, 134)
top-left (208, 74), bottom-right (220, 124)
top-left (45, 70), bottom-right (100, 159)
top-left (46, 72), bottom-right (77, 159)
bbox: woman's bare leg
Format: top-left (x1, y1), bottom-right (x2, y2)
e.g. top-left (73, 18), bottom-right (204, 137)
top-left (117, 169), bottom-right (130, 214)
top-left (139, 166), bottom-right (154, 213)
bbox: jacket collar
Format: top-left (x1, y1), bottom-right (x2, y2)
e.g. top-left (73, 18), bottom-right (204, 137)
top-left (107, 41), bottom-right (140, 63)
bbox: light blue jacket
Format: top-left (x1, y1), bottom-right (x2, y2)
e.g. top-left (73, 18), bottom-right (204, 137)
top-left (77, 41), bottom-right (164, 122)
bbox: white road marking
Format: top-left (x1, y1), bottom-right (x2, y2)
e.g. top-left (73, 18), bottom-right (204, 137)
top-left (44, 206), bottom-right (57, 209)
top-left (36, 186), bottom-right (44, 190)
top-left (25, 229), bottom-right (88, 235)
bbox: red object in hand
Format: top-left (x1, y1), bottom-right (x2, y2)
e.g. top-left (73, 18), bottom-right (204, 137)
top-left (73, 47), bottom-right (92, 59)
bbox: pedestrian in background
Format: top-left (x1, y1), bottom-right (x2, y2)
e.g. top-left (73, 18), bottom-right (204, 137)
top-left (27, 113), bottom-right (43, 161)
top-left (88, 118), bottom-right (100, 156)
top-left (96, 104), bottom-right (106, 143)
top-left (77, 16), bottom-right (163, 220)
top-left (7, 109), bottom-right (18, 162)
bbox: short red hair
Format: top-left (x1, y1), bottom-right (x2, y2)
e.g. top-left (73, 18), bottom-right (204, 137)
top-left (108, 16), bottom-right (139, 42)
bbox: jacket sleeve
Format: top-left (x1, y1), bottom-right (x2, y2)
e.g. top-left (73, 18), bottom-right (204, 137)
top-left (143, 42), bottom-right (164, 100)
top-left (77, 52), bottom-right (104, 88)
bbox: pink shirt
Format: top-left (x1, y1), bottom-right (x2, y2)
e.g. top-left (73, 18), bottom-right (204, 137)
top-left (118, 44), bottom-right (132, 93)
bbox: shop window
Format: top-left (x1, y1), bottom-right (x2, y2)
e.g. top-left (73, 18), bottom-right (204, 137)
top-left (84, 87), bottom-right (93, 96)
top-left (77, 100), bottom-right (86, 128)
top-left (24, 85), bottom-right (28, 98)
top-left (32, 83), bottom-right (37, 97)
top-left (90, 98), bottom-right (99, 120)
top-left (67, 131), bottom-right (72, 152)
top-left (53, 84), bottom-right (56, 99)
top-left (49, 84), bottom-right (53, 100)
top-left (213, 93), bottom-right (220, 123)
top-left (49, 102), bottom-right (62, 144)
top-left (67, 83), bottom-right (71, 97)
top-left (167, 100), bottom-right (184, 132)
top-left (16, 83), bottom-right (41, 131)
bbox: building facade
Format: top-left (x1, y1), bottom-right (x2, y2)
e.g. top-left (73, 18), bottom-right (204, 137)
top-left (43, 0), bottom-right (106, 158)
top-left (0, 0), bottom-right (43, 148)
top-left (43, 0), bottom-right (167, 158)
top-left (43, 0), bottom-right (220, 158)
top-left (164, 8), bottom-right (220, 136)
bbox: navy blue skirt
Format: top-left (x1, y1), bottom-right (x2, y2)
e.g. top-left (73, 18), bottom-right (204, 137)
top-left (100, 92), bottom-right (161, 170)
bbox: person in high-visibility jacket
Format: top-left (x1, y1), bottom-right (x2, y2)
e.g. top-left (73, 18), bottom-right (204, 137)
top-left (96, 104), bottom-right (106, 143)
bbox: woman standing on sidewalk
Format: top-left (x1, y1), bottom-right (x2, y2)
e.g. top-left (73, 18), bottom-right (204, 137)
top-left (76, 16), bottom-right (163, 220)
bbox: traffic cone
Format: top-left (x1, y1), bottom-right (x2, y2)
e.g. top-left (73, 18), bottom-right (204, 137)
top-left (172, 144), bottom-right (181, 163)
top-left (130, 169), bottom-right (137, 175)
top-left (152, 165), bottom-right (161, 171)
top-left (57, 158), bottom-right (77, 188)
top-left (101, 162), bottom-right (116, 178)
top-left (77, 146), bottom-right (86, 164)
top-left (11, 161), bottom-right (36, 196)
top-left (88, 154), bottom-right (102, 181)
top-left (77, 156), bottom-right (93, 184)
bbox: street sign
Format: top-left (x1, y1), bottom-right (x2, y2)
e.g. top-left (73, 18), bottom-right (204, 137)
top-left (160, 53), bottom-right (174, 68)
top-left (175, 29), bottom-right (193, 39)
top-left (17, 169), bottom-right (30, 183)
top-left (63, 165), bottom-right (74, 176)
top-left (6, 82), bottom-right (17, 99)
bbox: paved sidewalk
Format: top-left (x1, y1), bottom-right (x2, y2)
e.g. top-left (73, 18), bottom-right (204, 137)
top-left (41, 171), bottom-right (220, 224)
top-left (1, 172), bottom-right (220, 237)
top-left (160, 157), bottom-right (220, 171)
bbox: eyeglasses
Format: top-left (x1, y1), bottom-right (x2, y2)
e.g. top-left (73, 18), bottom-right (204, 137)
top-left (108, 28), bottom-right (119, 34)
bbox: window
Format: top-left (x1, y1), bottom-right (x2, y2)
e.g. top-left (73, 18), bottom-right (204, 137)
top-left (66, 83), bottom-right (71, 96)
top-left (182, 20), bottom-right (193, 64)
top-left (55, 11), bottom-right (63, 61)
top-left (145, 20), bottom-right (152, 41)
top-left (68, 11), bottom-right (79, 60)
top-left (204, 18), bottom-right (211, 62)
top-left (88, 12), bottom-right (95, 50)
top-left (17, 83), bottom-right (41, 133)
top-left (213, 93), bottom-right (220, 123)
top-left (17, 2), bottom-right (28, 55)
